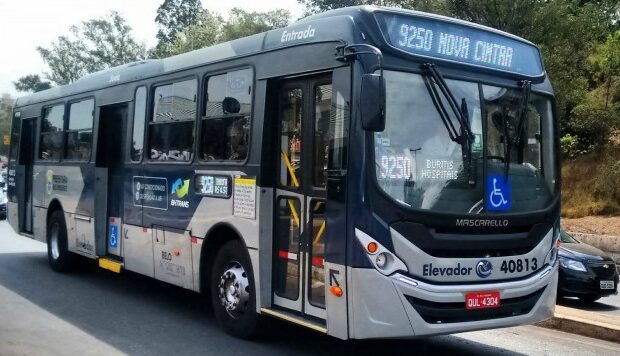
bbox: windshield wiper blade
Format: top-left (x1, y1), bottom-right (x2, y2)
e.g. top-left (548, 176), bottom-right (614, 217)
top-left (515, 80), bottom-right (532, 147)
top-left (461, 99), bottom-right (476, 185)
top-left (503, 80), bottom-right (531, 179)
top-left (422, 63), bottom-right (474, 145)
top-left (502, 107), bottom-right (511, 179)
top-left (422, 75), bottom-right (460, 143)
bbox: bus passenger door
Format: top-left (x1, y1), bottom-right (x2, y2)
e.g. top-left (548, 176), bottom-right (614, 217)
top-left (17, 118), bottom-right (36, 233)
top-left (95, 104), bottom-right (127, 257)
top-left (273, 77), bottom-right (331, 320)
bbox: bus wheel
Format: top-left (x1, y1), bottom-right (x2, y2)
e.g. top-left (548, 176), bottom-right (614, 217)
top-left (47, 210), bottom-right (74, 272)
top-left (210, 240), bottom-right (260, 338)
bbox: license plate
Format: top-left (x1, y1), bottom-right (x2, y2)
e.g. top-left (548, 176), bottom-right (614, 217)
top-left (600, 280), bottom-right (615, 290)
top-left (465, 291), bottom-right (501, 310)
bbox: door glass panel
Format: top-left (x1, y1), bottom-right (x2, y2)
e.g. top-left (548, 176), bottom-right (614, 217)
top-left (280, 89), bottom-right (303, 188)
top-left (9, 116), bottom-right (21, 162)
top-left (314, 84), bottom-right (332, 187)
top-left (308, 199), bottom-right (326, 307)
top-left (274, 197), bottom-right (301, 300)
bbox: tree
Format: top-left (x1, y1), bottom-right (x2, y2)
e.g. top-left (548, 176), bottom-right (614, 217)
top-left (590, 30), bottom-right (620, 108)
top-left (0, 95), bottom-right (12, 157)
top-left (154, 0), bottom-right (204, 57)
top-left (165, 8), bottom-right (291, 57)
top-left (13, 74), bottom-right (52, 93)
top-left (443, 0), bottom-right (542, 36)
top-left (220, 8), bottom-right (291, 42)
top-left (37, 11), bottom-right (147, 85)
top-left (168, 10), bottom-right (223, 54)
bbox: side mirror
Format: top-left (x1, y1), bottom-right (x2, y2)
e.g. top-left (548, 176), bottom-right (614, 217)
top-left (360, 73), bottom-right (386, 132)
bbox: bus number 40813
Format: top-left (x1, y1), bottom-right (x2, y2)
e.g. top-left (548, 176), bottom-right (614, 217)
top-left (500, 258), bottom-right (538, 274)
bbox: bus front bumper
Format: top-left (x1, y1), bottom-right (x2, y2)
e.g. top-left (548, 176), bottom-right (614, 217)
top-left (348, 263), bottom-right (558, 339)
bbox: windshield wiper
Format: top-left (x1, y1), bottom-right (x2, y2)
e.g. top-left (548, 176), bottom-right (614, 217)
top-left (503, 80), bottom-right (532, 178)
top-left (514, 80), bottom-right (532, 148)
top-left (421, 63), bottom-right (474, 145)
top-left (422, 63), bottom-right (476, 185)
top-left (460, 98), bottom-right (476, 185)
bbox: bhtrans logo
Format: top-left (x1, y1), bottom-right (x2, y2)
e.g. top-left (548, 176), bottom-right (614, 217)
top-left (455, 218), bottom-right (509, 227)
top-left (281, 25), bottom-right (316, 43)
top-left (170, 178), bottom-right (190, 208)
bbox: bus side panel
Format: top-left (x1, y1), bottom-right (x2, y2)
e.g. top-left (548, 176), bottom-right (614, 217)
top-left (32, 206), bottom-right (46, 243)
top-left (153, 227), bottom-right (194, 290)
top-left (124, 224), bottom-right (155, 278)
top-left (122, 166), bottom-right (143, 227)
top-left (7, 165), bottom-right (21, 232)
top-left (31, 164), bottom-right (96, 256)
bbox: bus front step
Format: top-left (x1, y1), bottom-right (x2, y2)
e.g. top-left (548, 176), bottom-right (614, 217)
top-left (98, 258), bottom-right (123, 273)
top-left (260, 308), bottom-right (327, 334)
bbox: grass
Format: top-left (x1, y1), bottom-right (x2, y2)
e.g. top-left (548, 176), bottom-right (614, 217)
top-left (562, 146), bottom-right (620, 218)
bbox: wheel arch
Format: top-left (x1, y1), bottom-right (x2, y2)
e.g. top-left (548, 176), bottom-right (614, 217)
top-left (47, 198), bottom-right (65, 227)
top-left (199, 222), bottom-right (251, 295)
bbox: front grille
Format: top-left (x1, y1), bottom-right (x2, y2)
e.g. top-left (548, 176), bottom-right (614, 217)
top-left (405, 288), bottom-right (545, 324)
top-left (589, 261), bottom-right (618, 279)
top-left (392, 222), bottom-right (551, 258)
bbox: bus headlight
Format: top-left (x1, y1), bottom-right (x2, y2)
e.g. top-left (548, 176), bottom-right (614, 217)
top-left (355, 228), bottom-right (408, 276)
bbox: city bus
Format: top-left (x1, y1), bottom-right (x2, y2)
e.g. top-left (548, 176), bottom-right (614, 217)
top-left (6, 6), bottom-right (560, 339)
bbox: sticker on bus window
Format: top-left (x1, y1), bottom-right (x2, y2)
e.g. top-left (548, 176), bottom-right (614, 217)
top-left (486, 175), bottom-right (510, 211)
top-left (109, 225), bottom-right (119, 248)
top-left (233, 177), bottom-right (256, 219)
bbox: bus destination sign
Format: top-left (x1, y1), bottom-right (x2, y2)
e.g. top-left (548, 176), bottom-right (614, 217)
top-left (375, 13), bottom-right (544, 77)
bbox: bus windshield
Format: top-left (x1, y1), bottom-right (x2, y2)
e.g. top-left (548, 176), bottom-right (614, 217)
top-left (374, 70), bottom-right (556, 214)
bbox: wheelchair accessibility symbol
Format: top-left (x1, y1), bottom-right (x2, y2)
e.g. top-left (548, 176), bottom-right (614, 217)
top-left (486, 175), bottom-right (511, 211)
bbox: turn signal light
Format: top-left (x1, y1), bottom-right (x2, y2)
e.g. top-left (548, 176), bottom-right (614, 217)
top-left (330, 285), bottom-right (343, 297)
top-left (367, 242), bottom-right (378, 254)
top-left (556, 239), bottom-right (561, 249)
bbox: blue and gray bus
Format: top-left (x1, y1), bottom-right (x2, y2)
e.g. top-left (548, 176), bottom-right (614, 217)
top-left (7, 6), bottom-right (560, 339)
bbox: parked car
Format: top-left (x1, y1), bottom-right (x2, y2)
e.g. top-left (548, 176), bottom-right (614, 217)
top-left (558, 230), bottom-right (619, 303)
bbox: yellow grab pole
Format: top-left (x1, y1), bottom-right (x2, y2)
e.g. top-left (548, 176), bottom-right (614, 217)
top-left (280, 149), bottom-right (301, 228)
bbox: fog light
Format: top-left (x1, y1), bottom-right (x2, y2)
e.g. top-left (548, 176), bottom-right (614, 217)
top-left (376, 252), bottom-right (388, 268)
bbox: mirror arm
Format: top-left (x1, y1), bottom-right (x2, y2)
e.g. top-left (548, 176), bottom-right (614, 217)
top-left (336, 44), bottom-right (384, 76)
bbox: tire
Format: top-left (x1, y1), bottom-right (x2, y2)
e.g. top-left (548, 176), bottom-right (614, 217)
top-left (578, 295), bottom-right (601, 304)
top-left (47, 210), bottom-right (74, 272)
top-left (210, 240), bottom-right (261, 339)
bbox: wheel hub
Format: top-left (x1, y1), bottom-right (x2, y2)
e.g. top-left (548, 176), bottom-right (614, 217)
top-left (218, 261), bottom-right (250, 319)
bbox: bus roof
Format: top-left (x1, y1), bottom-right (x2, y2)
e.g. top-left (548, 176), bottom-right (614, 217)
top-left (15, 5), bottom-right (541, 108)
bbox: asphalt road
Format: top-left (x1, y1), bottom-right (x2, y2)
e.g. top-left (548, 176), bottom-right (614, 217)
top-left (0, 221), bottom-right (618, 356)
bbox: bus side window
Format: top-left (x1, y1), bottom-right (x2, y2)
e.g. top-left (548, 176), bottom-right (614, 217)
top-left (201, 68), bottom-right (252, 162)
top-left (39, 104), bottom-right (65, 161)
top-left (9, 114), bottom-right (21, 162)
top-left (65, 99), bottom-right (94, 161)
top-left (131, 87), bottom-right (147, 162)
top-left (149, 79), bottom-right (197, 162)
